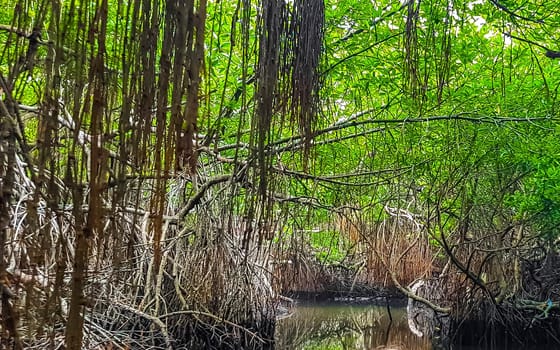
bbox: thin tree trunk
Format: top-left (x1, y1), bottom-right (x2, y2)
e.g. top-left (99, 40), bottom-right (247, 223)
top-left (65, 0), bottom-right (109, 347)
top-left (0, 98), bottom-right (22, 349)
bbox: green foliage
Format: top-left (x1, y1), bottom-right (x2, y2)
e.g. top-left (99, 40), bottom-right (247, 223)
top-left (3, 0), bottom-right (560, 347)
top-left (309, 230), bottom-right (346, 264)
top-left (506, 130), bottom-right (560, 239)
top-left (1, 0), bottom-right (559, 285)
top-left (0, 0), bottom-right (556, 236)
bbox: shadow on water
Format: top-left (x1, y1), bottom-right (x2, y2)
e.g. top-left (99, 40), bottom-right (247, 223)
top-left (274, 302), bottom-right (560, 350)
top-left (274, 302), bottom-right (431, 350)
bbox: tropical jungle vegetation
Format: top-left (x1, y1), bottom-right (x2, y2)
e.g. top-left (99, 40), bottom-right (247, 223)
top-left (0, 0), bottom-right (559, 348)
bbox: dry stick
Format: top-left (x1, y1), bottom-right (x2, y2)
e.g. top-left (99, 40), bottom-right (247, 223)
top-left (83, 316), bottom-right (129, 350)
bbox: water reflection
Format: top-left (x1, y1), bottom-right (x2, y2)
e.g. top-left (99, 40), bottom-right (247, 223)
top-left (274, 302), bottom-right (432, 350)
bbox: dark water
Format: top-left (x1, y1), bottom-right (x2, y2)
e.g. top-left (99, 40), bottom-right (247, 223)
top-left (274, 302), bottom-right (431, 350)
top-left (274, 302), bottom-right (560, 350)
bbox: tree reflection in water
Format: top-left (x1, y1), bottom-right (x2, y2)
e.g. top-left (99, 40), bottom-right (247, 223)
top-left (274, 303), bottom-right (432, 350)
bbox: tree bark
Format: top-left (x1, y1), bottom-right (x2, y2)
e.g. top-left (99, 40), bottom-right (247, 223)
top-left (0, 99), bottom-right (22, 349)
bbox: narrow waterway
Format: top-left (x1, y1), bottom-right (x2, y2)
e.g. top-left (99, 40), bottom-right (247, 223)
top-left (274, 302), bottom-right (556, 350)
top-left (274, 301), bottom-right (431, 350)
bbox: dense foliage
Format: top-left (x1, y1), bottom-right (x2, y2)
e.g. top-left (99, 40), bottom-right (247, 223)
top-left (0, 0), bottom-right (559, 348)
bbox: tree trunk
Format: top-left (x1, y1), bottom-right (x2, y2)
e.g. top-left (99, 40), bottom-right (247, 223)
top-left (0, 99), bottom-right (22, 349)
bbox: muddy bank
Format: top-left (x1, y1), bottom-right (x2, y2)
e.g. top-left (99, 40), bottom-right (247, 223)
top-left (286, 285), bottom-right (405, 302)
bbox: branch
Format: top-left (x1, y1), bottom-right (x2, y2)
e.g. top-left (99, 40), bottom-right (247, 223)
top-left (271, 165), bottom-right (417, 187)
top-left (0, 24), bottom-right (28, 37)
top-left (516, 299), bottom-right (559, 316)
top-left (333, 1), bottom-right (408, 45)
top-left (0, 24), bottom-right (75, 54)
top-left (503, 32), bottom-right (560, 59)
top-left (438, 230), bottom-right (497, 303)
top-left (175, 174), bottom-right (232, 220)
top-left (323, 32), bottom-right (404, 75)
top-left (371, 248), bottom-right (451, 314)
top-left (334, 113), bottom-right (552, 127)
top-left (265, 108), bottom-right (552, 156)
top-left (488, 0), bottom-right (544, 23)
top-left (272, 127), bottom-right (387, 155)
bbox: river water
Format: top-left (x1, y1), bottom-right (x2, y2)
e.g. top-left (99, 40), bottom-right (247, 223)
top-left (273, 302), bottom-right (556, 350)
top-left (274, 301), bottom-right (431, 350)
